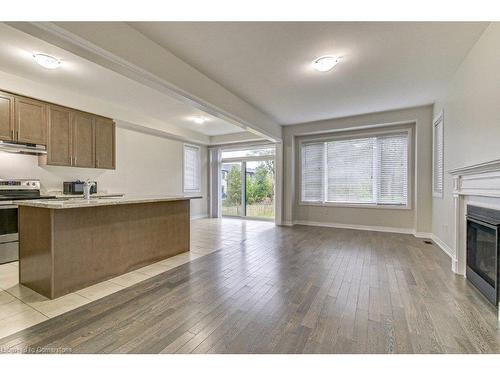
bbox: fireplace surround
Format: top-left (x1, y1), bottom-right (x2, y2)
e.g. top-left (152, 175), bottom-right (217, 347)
top-left (449, 158), bottom-right (500, 313)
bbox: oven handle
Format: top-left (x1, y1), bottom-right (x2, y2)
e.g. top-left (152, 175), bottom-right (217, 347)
top-left (467, 216), bottom-right (498, 230)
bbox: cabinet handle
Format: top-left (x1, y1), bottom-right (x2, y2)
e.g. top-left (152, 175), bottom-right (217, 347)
top-left (70, 156), bottom-right (73, 165)
top-left (11, 129), bottom-right (15, 140)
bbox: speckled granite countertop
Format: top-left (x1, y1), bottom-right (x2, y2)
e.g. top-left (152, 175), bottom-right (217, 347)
top-left (17, 195), bottom-right (202, 209)
top-left (48, 192), bottom-right (125, 199)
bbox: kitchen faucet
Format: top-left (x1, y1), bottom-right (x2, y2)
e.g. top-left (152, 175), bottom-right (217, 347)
top-left (83, 180), bottom-right (96, 200)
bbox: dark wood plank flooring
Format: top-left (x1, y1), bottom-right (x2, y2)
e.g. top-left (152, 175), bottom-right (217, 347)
top-left (1, 218), bottom-right (499, 354)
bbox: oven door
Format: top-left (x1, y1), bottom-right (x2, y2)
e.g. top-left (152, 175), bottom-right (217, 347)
top-left (0, 203), bottom-right (18, 264)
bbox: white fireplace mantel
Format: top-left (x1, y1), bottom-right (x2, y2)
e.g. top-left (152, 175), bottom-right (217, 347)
top-left (449, 158), bottom-right (500, 276)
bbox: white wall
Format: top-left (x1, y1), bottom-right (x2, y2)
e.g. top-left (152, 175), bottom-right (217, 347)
top-left (282, 105), bottom-right (433, 233)
top-left (432, 23), bottom-right (500, 252)
top-left (0, 121), bottom-right (208, 218)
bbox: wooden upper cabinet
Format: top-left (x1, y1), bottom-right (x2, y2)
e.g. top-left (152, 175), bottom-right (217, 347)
top-left (15, 96), bottom-right (47, 145)
top-left (0, 88), bottom-right (115, 169)
top-left (47, 105), bottom-right (72, 166)
top-left (45, 108), bottom-right (115, 169)
top-left (72, 111), bottom-right (95, 168)
top-left (0, 91), bottom-right (14, 141)
top-left (95, 117), bottom-right (115, 169)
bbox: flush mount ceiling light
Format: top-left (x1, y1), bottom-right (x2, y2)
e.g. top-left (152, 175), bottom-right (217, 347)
top-left (188, 116), bottom-right (210, 125)
top-left (32, 53), bottom-right (61, 69)
top-left (312, 55), bottom-right (342, 72)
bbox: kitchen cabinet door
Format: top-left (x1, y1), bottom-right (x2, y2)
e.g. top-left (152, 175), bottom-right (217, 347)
top-left (72, 111), bottom-right (95, 168)
top-left (47, 105), bottom-right (73, 166)
top-left (95, 117), bottom-right (115, 169)
top-left (15, 96), bottom-right (47, 145)
top-left (0, 91), bottom-right (14, 142)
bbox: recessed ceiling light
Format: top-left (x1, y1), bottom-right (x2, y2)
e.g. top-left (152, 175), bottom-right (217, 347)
top-left (188, 116), bottom-right (210, 124)
top-left (312, 55), bottom-right (342, 72)
top-left (32, 53), bottom-right (61, 69)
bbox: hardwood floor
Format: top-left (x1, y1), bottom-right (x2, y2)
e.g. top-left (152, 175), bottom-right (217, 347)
top-left (1, 218), bottom-right (499, 354)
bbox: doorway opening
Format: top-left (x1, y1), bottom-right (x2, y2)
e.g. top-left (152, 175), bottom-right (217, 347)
top-left (221, 146), bottom-right (275, 220)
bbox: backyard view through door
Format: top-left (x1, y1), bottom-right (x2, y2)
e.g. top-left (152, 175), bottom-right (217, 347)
top-left (221, 147), bottom-right (275, 219)
top-left (221, 161), bottom-right (242, 216)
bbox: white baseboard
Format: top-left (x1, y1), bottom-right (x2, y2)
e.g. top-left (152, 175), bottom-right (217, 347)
top-left (451, 258), bottom-right (459, 274)
top-left (218, 216), bottom-right (460, 273)
top-left (292, 220), bottom-right (415, 235)
top-left (414, 232), bottom-right (433, 239)
top-left (218, 217), bottom-right (457, 267)
top-left (288, 220), bottom-right (457, 264)
top-left (430, 233), bottom-right (456, 261)
top-left (190, 214), bottom-right (208, 220)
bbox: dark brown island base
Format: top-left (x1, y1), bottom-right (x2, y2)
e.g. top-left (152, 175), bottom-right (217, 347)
top-left (17, 195), bottom-right (201, 299)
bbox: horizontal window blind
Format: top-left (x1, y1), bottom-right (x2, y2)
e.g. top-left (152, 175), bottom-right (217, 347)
top-left (433, 116), bottom-right (444, 196)
top-left (184, 145), bottom-right (201, 192)
top-left (327, 137), bottom-right (375, 203)
top-left (301, 132), bottom-right (409, 206)
top-left (377, 134), bottom-right (408, 205)
top-left (301, 142), bottom-right (324, 202)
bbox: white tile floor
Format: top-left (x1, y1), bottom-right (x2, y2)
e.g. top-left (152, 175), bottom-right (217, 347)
top-left (0, 240), bottom-right (219, 340)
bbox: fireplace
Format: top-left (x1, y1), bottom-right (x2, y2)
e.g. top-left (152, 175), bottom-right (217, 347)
top-left (466, 205), bottom-right (500, 305)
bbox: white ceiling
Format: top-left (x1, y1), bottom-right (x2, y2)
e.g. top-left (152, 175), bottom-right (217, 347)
top-left (131, 22), bottom-right (489, 125)
top-left (0, 23), bottom-right (245, 137)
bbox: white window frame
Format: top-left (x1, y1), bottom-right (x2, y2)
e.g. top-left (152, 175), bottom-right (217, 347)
top-left (298, 128), bottom-right (412, 210)
top-left (432, 111), bottom-right (444, 198)
top-left (183, 143), bottom-right (201, 194)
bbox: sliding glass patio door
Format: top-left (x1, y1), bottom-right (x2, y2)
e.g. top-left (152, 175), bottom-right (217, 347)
top-left (221, 147), bottom-right (275, 220)
top-left (221, 162), bottom-right (243, 216)
top-left (245, 160), bottom-right (274, 219)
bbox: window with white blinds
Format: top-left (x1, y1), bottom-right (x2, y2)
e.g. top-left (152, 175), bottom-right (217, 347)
top-left (301, 131), bottom-right (409, 206)
top-left (433, 113), bottom-right (444, 197)
top-left (301, 142), bottom-right (325, 202)
top-left (183, 144), bottom-right (201, 193)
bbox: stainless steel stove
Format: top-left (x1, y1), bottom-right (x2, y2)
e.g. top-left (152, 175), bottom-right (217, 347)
top-left (0, 179), bottom-right (55, 264)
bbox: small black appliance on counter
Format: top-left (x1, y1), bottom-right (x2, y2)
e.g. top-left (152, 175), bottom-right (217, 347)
top-left (63, 180), bottom-right (97, 195)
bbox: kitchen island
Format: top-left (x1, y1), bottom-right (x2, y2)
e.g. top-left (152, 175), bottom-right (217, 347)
top-left (17, 195), bottom-right (201, 299)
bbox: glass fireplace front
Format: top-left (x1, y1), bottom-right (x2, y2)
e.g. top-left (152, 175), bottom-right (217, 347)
top-left (466, 205), bottom-right (500, 305)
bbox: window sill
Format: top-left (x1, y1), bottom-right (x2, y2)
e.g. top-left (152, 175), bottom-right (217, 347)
top-left (184, 190), bottom-right (202, 195)
top-left (298, 201), bottom-right (411, 210)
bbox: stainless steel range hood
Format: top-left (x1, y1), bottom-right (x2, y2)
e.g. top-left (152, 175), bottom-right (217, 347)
top-left (0, 140), bottom-right (47, 155)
